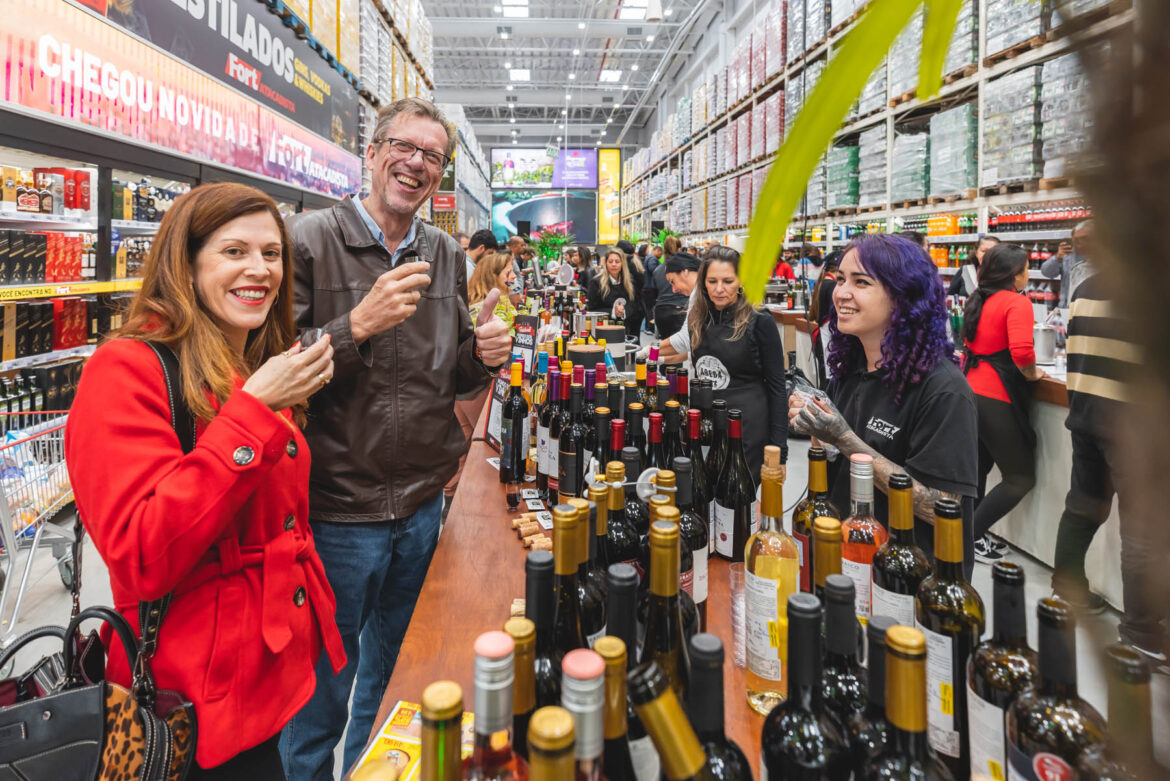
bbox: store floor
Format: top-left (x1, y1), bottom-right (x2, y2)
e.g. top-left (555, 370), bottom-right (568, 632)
top-left (7, 439), bottom-right (1169, 775)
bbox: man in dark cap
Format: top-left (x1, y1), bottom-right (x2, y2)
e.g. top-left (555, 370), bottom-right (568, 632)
top-left (655, 251), bottom-right (701, 339)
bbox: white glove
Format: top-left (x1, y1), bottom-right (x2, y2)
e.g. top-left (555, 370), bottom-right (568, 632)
top-left (635, 343), bottom-right (652, 362)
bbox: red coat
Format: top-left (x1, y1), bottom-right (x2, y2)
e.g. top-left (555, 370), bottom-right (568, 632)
top-left (64, 339), bottom-right (345, 769)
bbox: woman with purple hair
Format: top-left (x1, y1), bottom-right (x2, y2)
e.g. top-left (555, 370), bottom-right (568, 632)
top-left (788, 233), bottom-right (979, 577)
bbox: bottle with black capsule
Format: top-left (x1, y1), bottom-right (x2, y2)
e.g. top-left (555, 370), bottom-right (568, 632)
top-left (688, 634), bottom-right (751, 780)
top-left (705, 400), bottom-right (729, 498)
top-left (821, 574), bottom-right (868, 734)
top-left (525, 550), bottom-right (562, 708)
top-left (620, 447), bottom-right (650, 538)
top-left (849, 615), bottom-right (897, 774)
top-left (626, 402), bottom-right (648, 470)
top-left (605, 564), bottom-right (660, 781)
top-left (673, 457), bottom-right (708, 631)
top-left (558, 384), bottom-right (589, 503)
top-left (587, 407), bottom-right (611, 477)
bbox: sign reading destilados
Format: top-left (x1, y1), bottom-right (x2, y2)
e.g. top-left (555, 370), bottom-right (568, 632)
top-left (73, 0), bottom-right (359, 155)
top-left (2, 0), bottom-right (360, 199)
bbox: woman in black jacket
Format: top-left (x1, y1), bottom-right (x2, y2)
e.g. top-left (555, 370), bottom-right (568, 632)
top-left (588, 247), bottom-right (640, 338)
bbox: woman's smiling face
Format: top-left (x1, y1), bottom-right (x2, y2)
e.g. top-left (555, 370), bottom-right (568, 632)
top-left (832, 249), bottom-right (894, 341)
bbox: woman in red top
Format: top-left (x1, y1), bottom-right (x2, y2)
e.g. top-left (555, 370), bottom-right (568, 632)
top-left (961, 243), bottom-right (1047, 562)
top-left (64, 183), bottom-right (345, 778)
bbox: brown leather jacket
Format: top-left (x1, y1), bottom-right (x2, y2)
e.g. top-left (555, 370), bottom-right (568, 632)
top-left (289, 196), bottom-right (492, 521)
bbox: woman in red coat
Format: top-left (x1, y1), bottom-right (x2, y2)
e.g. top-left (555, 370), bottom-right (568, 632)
top-left (65, 183), bottom-right (345, 778)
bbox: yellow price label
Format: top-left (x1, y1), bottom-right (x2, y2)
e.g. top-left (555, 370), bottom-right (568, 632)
top-left (989, 760), bottom-right (1005, 781)
top-left (940, 682), bottom-right (953, 716)
top-left (767, 621), bottom-right (780, 649)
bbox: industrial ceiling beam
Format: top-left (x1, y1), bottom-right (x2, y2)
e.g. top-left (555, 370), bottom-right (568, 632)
top-left (430, 18), bottom-right (680, 37)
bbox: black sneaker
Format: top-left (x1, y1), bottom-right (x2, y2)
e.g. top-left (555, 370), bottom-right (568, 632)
top-left (1129, 641), bottom-right (1168, 665)
top-left (1054, 588), bottom-right (1107, 615)
top-left (974, 537), bottom-right (1004, 563)
top-left (988, 535), bottom-right (1009, 552)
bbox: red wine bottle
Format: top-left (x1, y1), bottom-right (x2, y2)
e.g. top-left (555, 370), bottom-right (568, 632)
top-left (537, 368), bottom-right (562, 501)
top-left (647, 412), bottom-right (669, 472)
top-left (501, 361), bottom-right (531, 511)
top-left (558, 384), bottom-right (588, 503)
top-left (527, 550), bottom-right (563, 709)
top-left (712, 409), bottom-right (756, 562)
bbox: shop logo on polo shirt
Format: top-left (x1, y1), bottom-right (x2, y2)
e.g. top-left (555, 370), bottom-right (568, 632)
top-left (694, 355), bottom-right (730, 390)
top-left (866, 416), bottom-right (901, 440)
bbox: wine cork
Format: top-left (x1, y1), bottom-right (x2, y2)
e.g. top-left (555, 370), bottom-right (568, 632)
top-left (517, 521), bottom-right (542, 538)
top-left (525, 535), bottom-right (552, 551)
top-left (510, 598), bottom-right (526, 618)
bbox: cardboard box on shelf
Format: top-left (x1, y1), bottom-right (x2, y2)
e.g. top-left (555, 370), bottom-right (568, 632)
top-left (311, 0), bottom-right (339, 55)
top-left (285, 0), bottom-right (311, 23)
top-left (338, 0), bottom-right (361, 77)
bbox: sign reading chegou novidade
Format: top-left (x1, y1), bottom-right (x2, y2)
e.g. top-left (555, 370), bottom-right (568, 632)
top-left (2, 0), bottom-right (361, 200)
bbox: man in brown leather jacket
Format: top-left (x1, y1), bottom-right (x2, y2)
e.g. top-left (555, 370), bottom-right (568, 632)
top-left (279, 98), bottom-right (512, 780)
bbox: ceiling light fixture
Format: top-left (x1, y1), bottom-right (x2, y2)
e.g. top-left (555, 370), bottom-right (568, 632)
top-left (504, 61), bottom-right (512, 69)
top-left (557, 136), bottom-right (563, 142)
top-left (565, 93), bottom-right (572, 100)
top-left (569, 73), bottom-right (576, 80)
top-left (512, 140), bottom-right (518, 144)
top-left (509, 117), bottom-right (516, 123)
top-left (664, 7), bottom-right (674, 16)
top-left (509, 69), bottom-right (531, 81)
top-left (573, 48), bottom-right (581, 55)
top-left (646, 34), bottom-right (655, 42)
top-left (506, 84), bottom-right (514, 91)
top-left (577, 22), bottom-right (585, 29)
top-left (599, 69), bottom-right (622, 82)
top-left (559, 123), bottom-right (565, 129)
top-left (622, 85), bottom-right (629, 91)
top-left (631, 64), bottom-right (639, 72)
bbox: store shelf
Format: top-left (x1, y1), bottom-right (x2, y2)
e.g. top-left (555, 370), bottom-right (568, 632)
top-left (937, 267), bottom-right (1051, 280)
top-left (929, 234), bottom-right (982, 244)
top-left (111, 219), bottom-right (160, 235)
top-left (987, 229), bottom-right (1074, 242)
top-left (0, 344), bottom-right (95, 373)
top-left (0, 278), bottom-right (142, 302)
top-left (0, 212), bottom-right (95, 231)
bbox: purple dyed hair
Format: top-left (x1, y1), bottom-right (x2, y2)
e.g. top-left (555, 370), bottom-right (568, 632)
top-left (826, 233), bottom-right (955, 405)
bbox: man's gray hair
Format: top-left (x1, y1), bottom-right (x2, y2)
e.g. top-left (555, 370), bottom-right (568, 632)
top-left (371, 98), bottom-right (457, 158)
top-left (1073, 219), bottom-right (1094, 235)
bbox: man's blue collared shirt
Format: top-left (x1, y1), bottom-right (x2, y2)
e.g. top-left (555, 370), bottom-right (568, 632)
top-left (352, 196), bottom-right (417, 267)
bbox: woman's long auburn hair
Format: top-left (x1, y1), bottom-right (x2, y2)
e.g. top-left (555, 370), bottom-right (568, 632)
top-left (468, 250), bottom-right (512, 305)
top-left (687, 245), bottom-right (756, 352)
top-left (598, 247), bottom-right (635, 300)
top-left (115, 182), bottom-right (300, 423)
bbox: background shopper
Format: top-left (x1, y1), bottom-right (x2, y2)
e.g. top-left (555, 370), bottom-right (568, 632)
top-left (588, 246), bottom-right (640, 337)
top-left (1041, 219), bottom-right (1095, 307)
top-left (65, 183), bottom-right (344, 778)
top-left (653, 236), bottom-right (693, 340)
top-left (948, 235), bottom-right (1001, 297)
top-left (463, 229), bottom-right (499, 280)
top-left (807, 250), bottom-right (842, 388)
top-left (961, 244), bottom-right (1044, 562)
top-left (280, 98), bottom-right (512, 780)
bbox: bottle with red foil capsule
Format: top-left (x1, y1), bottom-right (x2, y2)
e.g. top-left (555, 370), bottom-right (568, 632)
top-left (644, 362), bottom-right (659, 414)
top-left (463, 631), bottom-right (529, 780)
top-left (607, 418), bottom-right (626, 469)
top-left (791, 446), bottom-right (840, 594)
top-left (647, 412), bottom-right (669, 472)
top-left (841, 453), bottom-right (887, 623)
top-left (712, 409), bottom-right (756, 563)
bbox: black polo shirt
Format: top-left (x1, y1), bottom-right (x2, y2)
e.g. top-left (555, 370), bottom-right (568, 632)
top-left (827, 358), bottom-right (979, 577)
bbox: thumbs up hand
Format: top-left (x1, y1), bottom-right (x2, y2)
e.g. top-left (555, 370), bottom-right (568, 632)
top-left (474, 288), bottom-right (513, 367)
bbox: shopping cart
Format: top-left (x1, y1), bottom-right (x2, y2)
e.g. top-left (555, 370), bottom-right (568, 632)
top-left (0, 412), bottom-right (77, 658)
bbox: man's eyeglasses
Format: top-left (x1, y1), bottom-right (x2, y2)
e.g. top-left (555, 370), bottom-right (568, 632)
top-left (373, 137), bottom-right (450, 170)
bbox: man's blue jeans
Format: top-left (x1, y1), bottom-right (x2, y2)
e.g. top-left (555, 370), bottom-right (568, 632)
top-left (280, 493), bottom-right (443, 780)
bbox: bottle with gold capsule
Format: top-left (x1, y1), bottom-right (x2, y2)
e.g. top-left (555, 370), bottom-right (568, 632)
top-left (813, 516), bottom-right (844, 603)
top-left (552, 505), bottom-right (587, 655)
top-left (592, 636), bottom-right (637, 781)
top-left (568, 499), bottom-right (606, 646)
top-left (585, 483), bottom-right (613, 597)
top-left (501, 361), bottom-right (531, 511)
top-left (420, 681), bottom-right (464, 781)
top-left (504, 618), bottom-right (537, 762)
top-left (639, 517), bottom-right (690, 699)
top-left (603, 462), bottom-right (640, 570)
top-left (743, 445), bottom-right (799, 715)
top-left (639, 495), bottom-right (700, 641)
top-left (528, 707), bottom-right (576, 781)
top-left (627, 661), bottom-right (715, 781)
top-left (791, 446), bottom-right (840, 594)
top-left (870, 473), bottom-right (931, 626)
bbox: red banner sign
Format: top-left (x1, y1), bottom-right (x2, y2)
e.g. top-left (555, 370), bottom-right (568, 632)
top-left (2, 0), bottom-right (360, 199)
top-left (432, 194), bottom-right (456, 211)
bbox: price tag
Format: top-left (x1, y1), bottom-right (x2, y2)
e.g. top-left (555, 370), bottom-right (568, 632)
top-left (940, 682), bottom-right (954, 716)
top-left (486, 457), bottom-right (500, 470)
top-left (767, 621), bottom-right (780, 649)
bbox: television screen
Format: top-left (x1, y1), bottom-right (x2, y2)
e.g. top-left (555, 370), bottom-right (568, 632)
top-left (491, 148), bottom-right (598, 189)
top-left (492, 190), bottom-right (598, 244)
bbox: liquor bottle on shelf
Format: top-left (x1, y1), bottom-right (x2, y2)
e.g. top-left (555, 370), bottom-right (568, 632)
top-left (592, 637), bottom-right (638, 781)
top-left (527, 550), bottom-right (563, 708)
top-left (705, 400), bottom-right (729, 496)
top-left (603, 462), bottom-right (641, 570)
top-left (967, 561), bottom-right (1037, 781)
top-left (647, 412), bottom-right (669, 472)
top-left (504, 618), bottom-right (538, 762)
top-left (673, 457), bottom-right (709, 632)
top-left (620, 447), bottom-right (650, 538)
top-left (421, 681), bottom-right (464, 781)
top-left (864, 626), bottom-right (953, 781)
top-left (743, 445), bottom-right (799, 714)
top-left (841, 454), bottom-right (888, 623)
top-left (712, 409), bottom-right (756, 562)
top-left (691, 380), bottom-right (714, 450)
top-left (552, 505), bottom-right (587, 656)
top-left (627, 662), bottom-right (715, 781)
top-left (761, 593), bottom-right (852, 780)
top-left (547, 373), bottom-right (571, 499)
top-left (558, 385), bottom-right (589, 503)
top-left (501, 361), bottom-right (531, 511)
top-left (871, 473), bottom-right (931, 627)
top-left (914, 498), bottom-right (985, 780)
top-left (605, 564), bottom-right (660, 781)
top-left (587, 407), bottom-right (610, 477)
top-left (607, 418), bottom-right (626, 468)
top-left (688, 634), bottom-right (751, 780)
top-left (683, 410), bottom-right (712, 556)
top-left (568, 499), bottom-right (607, 647)
top-left (813, 516), bottom-right (844, 602)
top-left (639, 517), bottom-right (690, 699)
top-left (527, 706), bottom-right (577, 780)
top-left (1076, 644), bottom-right (1161, 780)
top-left (561, 649), bottom-right (605, 781)
top-left (626, 403), bottom-right (648, 470)
top-left (1006, 598), bottom-right (1106, 781)
top-left (537, 368), bottom-right (561, 502)
top-left (662, 400), bottom-right (684, 467)
top-left (792, 446), bottom-right (841, 594)
top-left (464, 631), bottom-right (529, 780)
top-left (821, 575), bottom-right (868, 732)
top-left (849, 615), bottom-right (896, 773)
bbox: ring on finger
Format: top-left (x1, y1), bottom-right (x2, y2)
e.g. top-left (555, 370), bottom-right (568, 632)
top-left (318, 373), bottom-right (329, 387)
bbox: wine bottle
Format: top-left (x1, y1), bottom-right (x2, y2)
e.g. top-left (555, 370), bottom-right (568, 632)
top-left (644, 363), bottom-right (659, 414)
top-left (605, 564), bottom-right (662, 781)
top-left (583, 369), bottom-right (598, 424)
top-left (744, 445), bottom-right (799, 714)
top-left (620, 447), bottom-right (650, 538)
top-left (421, 681), bottom-right (464, 781)
top-left (608, 418), bottom-right (626, 468)
top-left (675, 368), bottom-right (690, 439)
top-left (673, 457), bottom-right (709, 632)
top-left (864, 626), bottom-right (953, 780)
top-left (528, 706), bottom-right (576, 781)
top-left (712, 409), bottom-right (756, 562)
top-left (567, 498), bottom-right (607, 647)
top-left (761, 593), bottom-right (852, 780)
top-left (663, 400), bottom-right (684, 466)
top-left (841, 454), bottom-right (888, 624)
top-left (1076, 644), bottom-right (1161, 780)
top-left (1006, 598), bottom-right (1106, 781)
top-left (849, 615), bottom-right (896, 772)
top-left (967, 561), bottom-right (1038, 781)
top-left (684, 410), bottom-right (711, 534)
top-left (608, 378), bottom-right (623, 420)
top-left (813, 516), bottom-right (844, 602)
top-left (627, 662), bottom-right (715, 781)
top-left (821, 574), bottom-right (868, 732)
top-left (527, 550), bottom-right (563, 708)
top-left (647, 412), bottom-right (669, 472)
top-left (705, 400), bottom-right (729, 497)
top-left (552, 505), bottom-right (587, 655)
top-left (592, 636), bottom-right (637, 781)
top-left (530, 351), bottom-right (550, 458)
top-left (603, 461), bottom-right (641, 570)
top-left (562, 649), bottom-right (605, 781)
top-left (656, 376), bottom-right (671, 415)
top-left (635, 356), bottom-right (647, 394)
top-left (537, 369), bottom-right (562, 502)
top-left (688, 634), bottom-right (752, 780)
top-left (914, 499), bottom-right (985, 780)
top-left (548, 373), bottom-right (571, 499)
top-left (626, 403), bottom-right (648, 469)
top-left (465, 631), bottom-right (529, 780)
top-left (585, 483), bottom-right (613, 596)
top-left (587, 407), bottom-right (611, 478)
top-left (558, 385), bottom-right (589, 503)
top-left (622, 380), bottom-right (638, 426)
top-left (638, 493), bottom-right (700, 643)
top-left (501, 362), bottom-right (532, 511)
top-left (691, 379), bottom-right (714, 450)
top-left (639, 517), bottom-right (690, 699)
top-left (594, 383), bottom-right (610, 423)
top-left (504, 617), bottom-right (537, 762)
top-left (792, 446), bottom-right (841, 594)
top-left (871, 473), bottom-right (931, 626)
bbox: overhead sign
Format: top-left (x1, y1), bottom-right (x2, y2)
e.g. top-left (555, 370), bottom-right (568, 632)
top-left (3, 0), bottom-right (361, 199)
top-left (432, 194), bottom-right (456, 211)
top-left (72, 0), bottom-right (359, 155)
top-left (598, 149), bottom-right (621, 244)
top-left (491, 148), bottom-right (599, 189)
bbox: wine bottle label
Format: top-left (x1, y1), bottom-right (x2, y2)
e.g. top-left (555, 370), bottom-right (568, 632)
top-left (713, 502), bottom-right (736, 558)
top-left (841, 558), bottom-right (872, 619)
top-left (586, 623), bottom-right (607, 648)
top-left (793, 530), bottom-right (810, 592)
top-left (693, 545), bottom-right (708, 604)
top-left (583, 448), bottom-right (593, 475)
top-left (680, 567), bottom-right (694, 598)
top-left (968, 684), bottom-right (1008, 781)
top-left (537, 424), bottom-right (550, 474)
top-left (1006, 745), bottom-right (1073, 781)
top-left (871, 582), bottom-right (916, 626)
top-left (916, 621), bottom-right (961, 758)
top-left (629, 734), bottom-right (661, 781)
top-left (745, 569), bottom-right (782, 682)
top-left (501, 424), bottom-right (515, 473)
top-left (548, 446), bottom-right (560, 492)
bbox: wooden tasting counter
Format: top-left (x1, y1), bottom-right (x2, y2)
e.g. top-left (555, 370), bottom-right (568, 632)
top-left (368, 414), bottom-right (766, 765)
